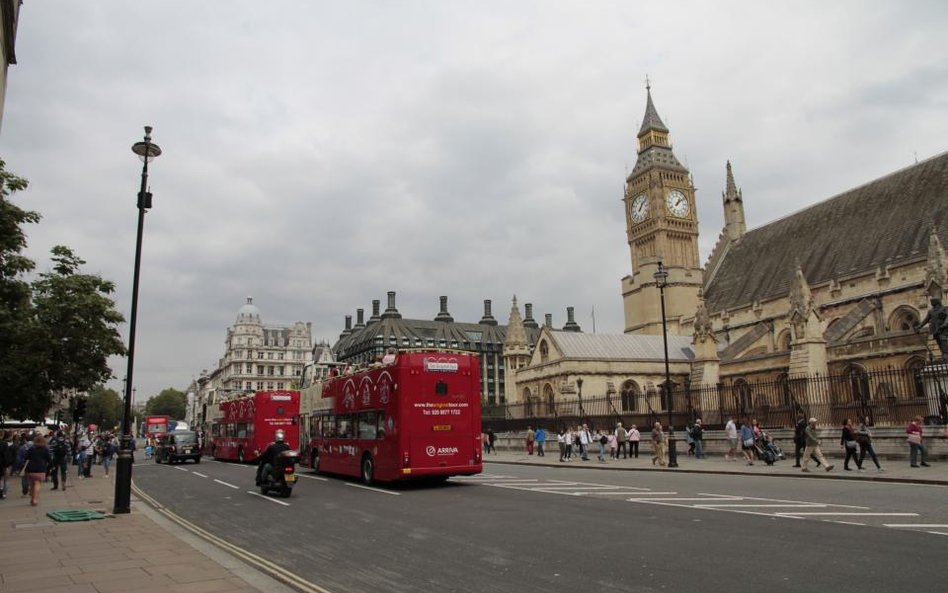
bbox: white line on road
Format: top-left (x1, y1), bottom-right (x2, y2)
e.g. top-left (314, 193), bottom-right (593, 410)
top-left (775, 512), bottom-right (919, 517)
top-left (174, 466), bottom-right (188, 472)
top-left (192, 471), bottom-right (208, 478)
top-left (214, 479), bottom-right (239, 489)
top-left (826, 521), bottom-right (866, 526)
top-left (693, 504), bottom-right (828, 508)
top-left (246, 491), bottom-right (291, 506)
top-left (926, 531), bottom-right (948, 536)
top-left (698, 493), bottom-right (870, 509)
top-left (629, 497), bottom-right (740, 502)
top-left (883, 524), bottom-right (948, 528)
top-left (297, 474), bottom-right (328, 481)
top-left (344, 483), bottom-right (400, 496)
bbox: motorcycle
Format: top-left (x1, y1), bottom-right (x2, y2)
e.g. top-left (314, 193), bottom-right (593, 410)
top-left (259, 449), bottom-right (300, 498)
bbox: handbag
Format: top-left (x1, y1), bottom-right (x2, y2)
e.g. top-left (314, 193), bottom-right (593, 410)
top-left (907, 433), bottom-right (922, 445)
top-left (845, 440), bottom-right (858, 449)
top-left (743, 438), bottom-right (755, 447)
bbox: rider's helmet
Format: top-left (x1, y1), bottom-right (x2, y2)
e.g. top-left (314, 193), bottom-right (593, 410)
top-left (274, 430), bottom-right (285, 443)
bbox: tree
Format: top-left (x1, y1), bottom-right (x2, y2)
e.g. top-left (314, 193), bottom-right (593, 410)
top-left (85, 385), bottom-right (123, 431)
top-left (0, 159), bottom-right (127, 420)
top-left (146, 388), bottom-right (187, 419)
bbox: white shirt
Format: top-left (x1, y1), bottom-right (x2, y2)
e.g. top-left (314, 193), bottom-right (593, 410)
top-left (725, 419), bottom-right (737, 439)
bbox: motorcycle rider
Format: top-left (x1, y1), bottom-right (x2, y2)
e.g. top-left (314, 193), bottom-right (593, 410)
top-left (256, 430), bottom-right (291, 486)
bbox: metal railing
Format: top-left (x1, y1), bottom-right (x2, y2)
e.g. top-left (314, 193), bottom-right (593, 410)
top-left (483, 366), bottom-right (948, 433)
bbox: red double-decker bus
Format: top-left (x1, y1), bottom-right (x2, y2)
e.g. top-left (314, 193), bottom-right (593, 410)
top-left (300, 350), bottom-right (482, 485)
top-left (143, 415), bottom-right (172, 439)
top-left (209, 391), bottom-right (300, 463)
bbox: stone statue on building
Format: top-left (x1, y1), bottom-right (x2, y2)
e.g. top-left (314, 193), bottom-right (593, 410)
top-left (917, 297), bottom-right (948, 362)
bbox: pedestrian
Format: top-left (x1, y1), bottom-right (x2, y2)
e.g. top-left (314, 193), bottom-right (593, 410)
top-left (840, 418), bottom-right (863, 471)
top-left (23, 434), bottom-right (52, 507)
top-left (739, 418), bottom-right (756, 466)
top-left (651, 421), bottom-right (667, 467)
top-left (101, 434), bottom-right (116, 478)
top-left (0, 430), bottom-right (13, 499)
top-left (725, 416), bottom-right (738, 461)
top-left (15, 433), bottom-right (33, 496)
top-left (615, 422), bottom-right (628, 459)
top-left (793, 413), bottom-right (807, 467)
top-left (628, 424), bottom-right (641, 458)
top-left (486, 428), bottom-right (496, 455)
top-left (526, 426), bottom-right (535, 455)
top-left (579, 424), bottom-right (591, 461)
top-left (535, 426), bottom-right (546, 457)
top-left (596, 430), bottom-right (608, 463)
top-left (564, 427), bottom-right (574, 460)
top-left (856, 417), bottom-right (883, 472)
top-left (481, 432), bottom-right (489, 455)
top-left (801, 417), bottom-right (834, 472)
top-left (684, 423), bottom-right (695, 456)
top-left (557, 427), bottom-right (567, 462)
top-left (607, 431), bottom-right (617, 460)
top-left (48, 430), bottom-right (72, 491)
top-left (906, 416), bottom-right (930, 468)
top-left (77, 432), bottom-right (91, 479)
top-left (692, 419), bottom-right (706, 459)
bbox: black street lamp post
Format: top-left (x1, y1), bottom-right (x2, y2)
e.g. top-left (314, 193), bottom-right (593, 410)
top-left (114, 126), bottom-right (161, 514)
top-left (654, 261), bottom-right (678, 468)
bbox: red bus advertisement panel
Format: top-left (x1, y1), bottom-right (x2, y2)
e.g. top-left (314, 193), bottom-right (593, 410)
top-left (210, 391), bottom-right (300, 463)
top-left (305, 351), bottom-right (482, 484)
top-left (144, 415), bottom-right (172, 439)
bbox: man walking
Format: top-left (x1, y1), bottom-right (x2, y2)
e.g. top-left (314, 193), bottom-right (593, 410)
top-left (628, 424), bottom-right (640, 458)
top-left (526, 426), bottom-right (535, 455)
top-left (615, 422), bottom-right (628, 459)
top-left (49, 430), bottom-right (72, 491)
top-left (535, 426), bottom-right (546, 457)
top-left (725, 416), bottom-right (738, 461)
top-left (793, 413), bottom-right (807, 467)
top-left (692, 419), bottom-right (706, 459)
top-left (801, 417), bottom-right (834, 472)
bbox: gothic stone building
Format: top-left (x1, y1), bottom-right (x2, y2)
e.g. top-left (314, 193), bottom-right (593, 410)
top-left (504, 85), bottom-right (947, 427)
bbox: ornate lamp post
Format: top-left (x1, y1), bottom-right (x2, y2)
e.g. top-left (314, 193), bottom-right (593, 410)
top-left (114, 126), bottom-right (161, 514)
top-left (654, 261), bottom-right (678, 468)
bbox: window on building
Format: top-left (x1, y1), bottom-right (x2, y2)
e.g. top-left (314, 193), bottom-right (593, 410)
top-left (257, 365), bottom-right (264, 374)
top-left (278, 382), bottom-right (285, 390)
top-left (256, 382), bottom-right (263, 390)
top-left (278, 352), bottom-right (284, 360)
top-left (267, 382), bottom-right (274, 390)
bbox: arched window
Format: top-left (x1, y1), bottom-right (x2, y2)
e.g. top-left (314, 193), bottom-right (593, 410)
top-left (905, 356), bottom-right (927, 399)
top-left (889, 306), bottom-right (920, 332)
top-left (846, 364), bottom-right (870, 402)
top-left (539, 340), bottom-right (549, 363)
top-left (733, 379), bottom-right (752, 415)
top-left (543, 383), bottom-right (555, 415)
top-left (620, 380), bottom-right (641, 412)
top-left (776, 330), bottom-right (792, 351)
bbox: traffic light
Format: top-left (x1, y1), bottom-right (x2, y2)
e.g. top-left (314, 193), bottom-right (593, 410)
top-left (75, 397), bottom-right (87, 421)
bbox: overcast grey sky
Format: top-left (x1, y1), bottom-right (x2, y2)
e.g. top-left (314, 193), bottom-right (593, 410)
top-left (2, 1), bottom-right (946, 400)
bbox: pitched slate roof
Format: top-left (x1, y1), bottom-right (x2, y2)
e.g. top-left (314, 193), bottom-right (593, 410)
top-left (550, 331), bottom-right (694, 362)
top-left (704, 151), bottom-right (948, 312)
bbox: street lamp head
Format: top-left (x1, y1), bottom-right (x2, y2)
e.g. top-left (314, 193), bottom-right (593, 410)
top-left (132, 125), bottom-right (162, 162)
top-left (576, 377), bottom-right (583, 390)
top-left (653, 261), bottom-right (668, 288)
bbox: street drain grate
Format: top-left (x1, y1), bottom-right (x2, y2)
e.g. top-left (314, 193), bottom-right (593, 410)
top-left (47, 509), bottom-right (106, 522)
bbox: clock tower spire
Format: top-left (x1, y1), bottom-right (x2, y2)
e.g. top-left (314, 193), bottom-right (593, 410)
top-left (621, 83), bottom-right (702, 335)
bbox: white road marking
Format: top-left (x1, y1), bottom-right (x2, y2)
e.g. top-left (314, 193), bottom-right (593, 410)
top-left (693, 504), bottom-right (828, 508)
top-left (214, 479), bottom-right (239, 489)
top-left (629, 497), bottom-right (741, 502)
top-left (825, 521), bottom-right (866, 526)
top-left (344, 483), bottom-right (400, 496)
top-left (925, 531), bottom-right (948, 536)
top-left (192, 472), bottom-right (208, 478)
top-left (174, 466), bottom-right (188, 472)
top-left (775, 512), bottom-right (919, 517)
top-left (883, 524), bottom-right (948, 528)
top-left (297, 474), bottom-right (328, 481)
top-left (698, 493), bottom-right (870, 509)
top-left (246, 491), bottom-right (291, 506)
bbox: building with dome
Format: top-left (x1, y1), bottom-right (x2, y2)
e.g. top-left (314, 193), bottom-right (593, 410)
top-left (185, 297), bottom-right (313, 433)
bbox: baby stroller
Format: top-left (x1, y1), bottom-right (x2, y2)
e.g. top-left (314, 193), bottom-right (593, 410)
top-left (753, 432), bottom-right (783, 465)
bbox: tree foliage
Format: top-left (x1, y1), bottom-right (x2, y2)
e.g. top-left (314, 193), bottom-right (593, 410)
top-left (0, 159), bottom-right (127, 420)
top-left (146, 388), bottom-right (187, 419)
top-left (85, 385), bottom-right (123, 431)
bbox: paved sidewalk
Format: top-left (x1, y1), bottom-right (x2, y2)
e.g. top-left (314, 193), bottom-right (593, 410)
top-left (0, 471), bottom-right (288, 593)
top-left (486, 447), bottom-right (948, 485)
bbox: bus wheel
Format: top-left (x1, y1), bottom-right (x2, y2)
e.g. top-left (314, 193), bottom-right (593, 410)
top-left (311, 451), bottom-right (320, 474)
top-left (238, 448), bottom-right (245, 463)
top-left (360, 454), bottom-right (374, 486)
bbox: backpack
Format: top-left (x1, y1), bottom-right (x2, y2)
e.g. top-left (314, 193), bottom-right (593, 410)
top-left (599, 435), bottom-right (608, 445)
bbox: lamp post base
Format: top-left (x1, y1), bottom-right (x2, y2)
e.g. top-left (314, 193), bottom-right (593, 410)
top-left (667, 429), bottom-right (679, 468)
top-left (113, 436), bottom-right (133, 514)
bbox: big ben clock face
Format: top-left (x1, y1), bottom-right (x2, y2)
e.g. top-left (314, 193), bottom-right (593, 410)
top-left (666, 190), bottom-right (690, 217)
top-left (630, 194), bottom-right (649, 223)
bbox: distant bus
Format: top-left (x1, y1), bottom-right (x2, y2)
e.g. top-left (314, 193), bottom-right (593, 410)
top-left (143, 415), bottom-right (172, 439)
top-left (299, 350), bottom-right (483, 485)
top-left (209, 391), bottom-right (300, 463)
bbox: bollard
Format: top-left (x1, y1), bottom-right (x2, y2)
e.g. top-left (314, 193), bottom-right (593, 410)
top-left (667, 427), bottom-right (679, 468)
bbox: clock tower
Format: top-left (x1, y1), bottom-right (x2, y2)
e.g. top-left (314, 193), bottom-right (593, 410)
top-left (621, 84), bottom-right (702, 335)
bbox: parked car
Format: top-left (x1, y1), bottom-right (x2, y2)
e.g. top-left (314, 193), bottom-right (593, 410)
top-left (155, 430), bottom-right (202, 464)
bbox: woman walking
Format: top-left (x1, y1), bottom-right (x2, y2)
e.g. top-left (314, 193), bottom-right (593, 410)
top-left (651, 422), bottom-right (667, 467)
top-left (24, 434), bottom-right (52, 506)
top-left (906, 416), bottom-right (930, 468)
top-left (856, 417), bottom-right (883, 472)
top-left (840, 418), bottom-right (863, 471)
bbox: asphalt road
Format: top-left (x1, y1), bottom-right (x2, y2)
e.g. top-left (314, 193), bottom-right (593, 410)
top-left (132, 457), bottom-right (948, 593)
